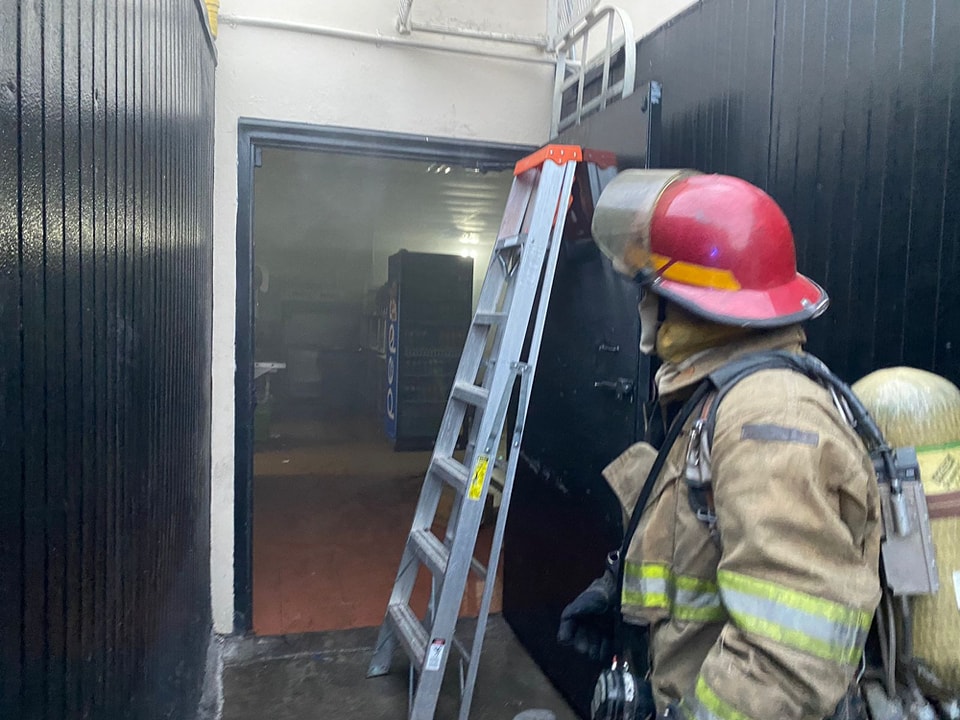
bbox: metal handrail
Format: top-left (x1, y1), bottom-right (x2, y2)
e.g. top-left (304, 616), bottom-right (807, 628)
top-left (550, 4), bottom-right (636, 136)
top-left (549, 0), bottom-right (602, 49)
top-left (397, 0), bottom-right (547, 47)
top-left (398, 0), bottom-right (414, 33)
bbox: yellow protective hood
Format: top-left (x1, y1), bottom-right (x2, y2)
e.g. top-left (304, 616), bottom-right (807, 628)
top-left (655, 303), bottom-right (753, 365)
top-left (655, 320), bottom-right (807, 400)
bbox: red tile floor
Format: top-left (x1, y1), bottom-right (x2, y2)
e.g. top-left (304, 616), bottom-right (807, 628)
top-left (252, 414), bottom-right (502, 635)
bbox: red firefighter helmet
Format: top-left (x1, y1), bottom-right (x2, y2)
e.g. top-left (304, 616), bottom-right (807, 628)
top-left (592, 171), bottom-right (829, 328)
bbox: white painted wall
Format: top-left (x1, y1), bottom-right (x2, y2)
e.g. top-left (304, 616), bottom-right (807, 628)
top-left (211, 0), bottom-right (702, 634)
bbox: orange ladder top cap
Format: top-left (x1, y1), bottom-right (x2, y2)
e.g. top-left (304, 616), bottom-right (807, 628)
top-left (514, 144), bottom-right (583, 176)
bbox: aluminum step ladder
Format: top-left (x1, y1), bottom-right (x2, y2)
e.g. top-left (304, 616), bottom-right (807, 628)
top-left (367, 145), bottom-right (583, 720)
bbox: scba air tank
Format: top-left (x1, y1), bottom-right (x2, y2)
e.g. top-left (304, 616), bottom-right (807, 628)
top-left (853, 367), bottom-right (960, 692)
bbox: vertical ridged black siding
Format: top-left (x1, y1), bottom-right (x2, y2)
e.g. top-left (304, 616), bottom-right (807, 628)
top-left (634, 0), bottom-right (960, 385)
top-left (0, 2), bottom-right (215, 719)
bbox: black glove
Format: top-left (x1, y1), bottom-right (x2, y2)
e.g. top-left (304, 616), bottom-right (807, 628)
top-left (825, 685), bottom-right (868, 720)
top-left (557, 566), bottom-right (617, 662)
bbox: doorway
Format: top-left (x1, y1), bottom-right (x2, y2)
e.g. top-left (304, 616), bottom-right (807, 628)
top-left (233, 120), bottom-right (532, 635)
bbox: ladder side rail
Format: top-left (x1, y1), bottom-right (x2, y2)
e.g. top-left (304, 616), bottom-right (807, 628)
top-left (431, 166), bottom-right (535, 460)
top-left (417, 253), bottom-right (513, 564)
top-left (444, 165), bottom-right (545, 545)
top-left (456, 249), bottom-right (522, 475)
top-left (430, 167), bottom-right (535, 463)
top-left (439, 170), bottom-right (541, 545)
top-left (450, 158), bottom-right (578, 545)
top-left (469, 159), bottom-right (572, 459)
top-left (476, 165), bottom-right (543, 395)
top-left (457, 369), bottom-right (533, 720)
top-left (476, 163), bottom-right (557, 398)
top-left (445, 360), bottom-right (523, 552)
top-left (446, 158), bottom-right (574, 552)
top-left (440, 163), bottom-right (551, 583)
top-left (458, 161), bottom-right (569, 476)
top-left (406, 159), bottom-right (573, 720)
top-left (431, 263), bottom-right (508, 458)
top-left (495, 170), bottom-right (537, 245)
top-left (368, 173), bottom-right (537, 678)
top-left (369, 310), bottom-right (505, 677)
top-left (518, 160), bottom-right (578, 383)
top-left (456, 162), bottom-right (578, 720)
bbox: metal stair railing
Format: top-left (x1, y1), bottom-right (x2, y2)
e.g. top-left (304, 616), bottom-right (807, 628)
top-left (549, 0), bottom-right (601, 47)
top-left (550, 4), bottom-right (636, 136)
top-left (395, 0), bottom-right (547, 46)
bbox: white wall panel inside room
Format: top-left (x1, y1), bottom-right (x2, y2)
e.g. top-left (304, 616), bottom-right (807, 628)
top-left (210, 0), bottom-right (553, 633)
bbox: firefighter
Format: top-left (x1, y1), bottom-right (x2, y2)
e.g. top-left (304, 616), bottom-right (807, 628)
top-left (557, 171), bottom-right (883, 720)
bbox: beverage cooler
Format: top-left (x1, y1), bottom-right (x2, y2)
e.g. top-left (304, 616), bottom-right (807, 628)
top-left (383, 251), bottom-right (473, 450)
top-left (502, 83), bottom-right (662, 718)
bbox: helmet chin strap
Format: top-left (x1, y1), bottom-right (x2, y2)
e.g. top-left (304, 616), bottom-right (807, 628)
top-left (638, 292), bottom-right (663, 356)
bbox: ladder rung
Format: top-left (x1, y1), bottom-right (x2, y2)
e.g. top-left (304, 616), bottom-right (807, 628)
top-left (452, 634), bottom-right (471, 662)
top-left (470, 557), bottom-right (488, 580)
top-left (387, 603), bottom-right (428, 668)
top-left (496, 233), bottom-right (526, 250)
top-left (410, 529), bottom-right (449, 578)
top-left (474, 311), bottom-right (507, 326)
top-left (451, 382), bottom-right (489, 408)
top-left (431, 457), bottom-right (469, 493)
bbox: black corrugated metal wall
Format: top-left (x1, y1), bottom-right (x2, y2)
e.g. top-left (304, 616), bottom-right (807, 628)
top-left (0, 2), bottom-right (215, 718)
top-left (636, 0), bottom-right (960, 385)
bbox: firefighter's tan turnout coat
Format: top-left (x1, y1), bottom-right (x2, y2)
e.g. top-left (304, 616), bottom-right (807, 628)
top-left (603, 327), bottom-right (882, 720)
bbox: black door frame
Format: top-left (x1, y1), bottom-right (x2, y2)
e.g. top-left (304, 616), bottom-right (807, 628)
top-left (233, 118), bottom-right (534, 634)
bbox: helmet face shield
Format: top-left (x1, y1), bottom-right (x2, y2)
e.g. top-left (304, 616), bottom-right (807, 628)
top-left (591, 170), bottom-right (829, 328)
top-left (590, 169), bottom-right (700, 280)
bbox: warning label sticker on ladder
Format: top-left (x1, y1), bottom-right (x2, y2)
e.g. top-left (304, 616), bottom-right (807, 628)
top-left (425, 638), bottom-right (445, 671)
top-left (468, 456), bottom-right (489, 501)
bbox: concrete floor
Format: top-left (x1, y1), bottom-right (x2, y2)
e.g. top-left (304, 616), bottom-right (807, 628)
top-left (222, 615), bottom-right (579, 720)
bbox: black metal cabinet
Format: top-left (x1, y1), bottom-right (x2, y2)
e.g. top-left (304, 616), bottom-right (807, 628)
top-left (503, 84), bottom-right (661, 718)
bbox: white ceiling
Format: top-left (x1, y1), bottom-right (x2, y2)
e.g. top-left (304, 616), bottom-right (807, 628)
top-left (253, 148), bottom-right (514, 257)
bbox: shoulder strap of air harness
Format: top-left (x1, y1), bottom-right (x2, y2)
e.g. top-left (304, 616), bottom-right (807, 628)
top-left (683, 350), bottom-right (937, 598)
top-left (686, 350), bottom-right (910, 536)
